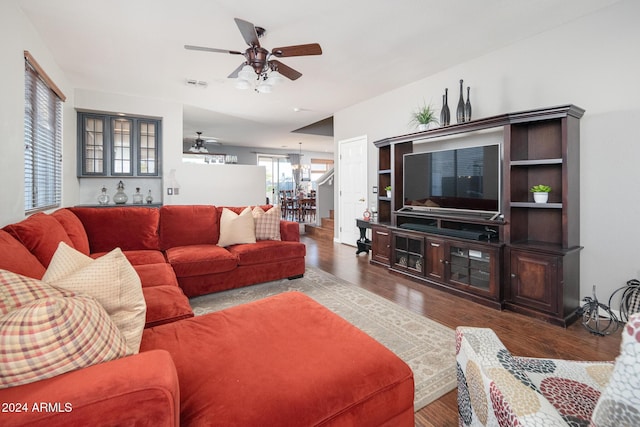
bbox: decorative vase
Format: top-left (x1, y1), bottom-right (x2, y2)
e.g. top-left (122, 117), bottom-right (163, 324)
top-left (97, 186), bottom-right (110, 205)
top-left (418, 123), bottom-right (429, 132)
top-left (533, 192), bottom-right (549, 203)
top-left (146, 190), bottom-right (154, 204)
top-left (464, 86), bottom-right (472, 121)
top-left (456, 79), bottom-right (465, 123)
top-left (386, 190), bottom-right (392, 198)
top-left (113, 180), bottom-right (128, 204)
top-left (132, 187), bottom-right (143, 204)
top-left (440, 89), bottom-right (450, 126)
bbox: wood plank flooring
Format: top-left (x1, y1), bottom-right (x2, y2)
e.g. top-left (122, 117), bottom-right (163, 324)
top-left (301, 235), bottom-right (623, 427)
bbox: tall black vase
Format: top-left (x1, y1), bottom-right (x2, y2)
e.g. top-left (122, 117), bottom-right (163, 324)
top-left (464, 86), bottom-right (472, 121)
top-left (440, 88), bottom-right (450, 126)
top-left (456, 79), bottom-right (465, 123)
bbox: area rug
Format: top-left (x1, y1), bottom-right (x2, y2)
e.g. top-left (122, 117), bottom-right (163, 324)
top-left (189, 266), bottom-right (457, 411)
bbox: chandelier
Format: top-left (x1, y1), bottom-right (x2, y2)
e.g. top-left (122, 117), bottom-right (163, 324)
top-left (188, 132), bottom-right (209, 153)
top-left (234, 47), bottom-right (284, 93)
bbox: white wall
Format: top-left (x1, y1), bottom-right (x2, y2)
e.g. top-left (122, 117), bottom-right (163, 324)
top-left (334, 0), bottom-right (640, 304)
top-left (0, 1), bottom-right (77, 225)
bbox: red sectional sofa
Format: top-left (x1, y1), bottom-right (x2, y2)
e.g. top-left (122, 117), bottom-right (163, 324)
top-left (0, 205), bottom-right (415, 426)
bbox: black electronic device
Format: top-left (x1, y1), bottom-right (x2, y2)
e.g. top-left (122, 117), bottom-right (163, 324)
top-left (403, 144), bottom-right (500, 215)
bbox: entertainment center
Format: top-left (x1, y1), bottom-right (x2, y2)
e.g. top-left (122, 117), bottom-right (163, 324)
top-left (371, 104), bottom-right (584, 326)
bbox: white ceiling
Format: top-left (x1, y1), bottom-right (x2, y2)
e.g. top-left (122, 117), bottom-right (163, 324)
top-left (18, 0), bottom-right (619, 153)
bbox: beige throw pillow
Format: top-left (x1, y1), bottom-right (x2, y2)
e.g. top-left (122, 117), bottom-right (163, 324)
top-left (43, 242), bottom-right (146, 355)
top-left (217, 207), bottom-right (256, 247)
top-left (252, 206), bottom-right (281, 241)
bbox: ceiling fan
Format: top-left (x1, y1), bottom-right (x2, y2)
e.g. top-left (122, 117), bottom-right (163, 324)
top-left (184, 18), bottom-right (322, 88)
top-left (185, 131), bottom-right (220, 153)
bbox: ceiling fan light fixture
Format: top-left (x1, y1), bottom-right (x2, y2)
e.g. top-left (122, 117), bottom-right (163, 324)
top-left (235, 79), bottom-right (251, 90)
top-left (256, 81), bottom-right (272, 93)
top-left (238, 65), bottom-right (255, 81)
top-left (267, 70), bottom-right (284, 86)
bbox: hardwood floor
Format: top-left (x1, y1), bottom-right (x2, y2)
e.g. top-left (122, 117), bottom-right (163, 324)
top-left (301, 235), bottom-right (623, 427)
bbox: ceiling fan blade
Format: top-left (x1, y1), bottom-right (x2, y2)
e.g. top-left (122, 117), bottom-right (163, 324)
top-left (227, 62), bottom-right (247, 78)
top-left (271, 43), bottom-right (322, 58)
top-left (270, 60), bottom-right (302, 81)
top-left (184, 45), bottom-right (243, 55)
top-left (234, 18), bottom-right (260, 47)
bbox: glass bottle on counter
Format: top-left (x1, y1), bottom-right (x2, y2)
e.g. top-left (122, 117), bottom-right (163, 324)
top-left (132, 187), bottom-right (143, 204)
top-left (97, 186), bottom-right (110, 205)
top-left (113, 180), bottom-right (128, 204)
top-left (146, 190), bottom-right (154, 204)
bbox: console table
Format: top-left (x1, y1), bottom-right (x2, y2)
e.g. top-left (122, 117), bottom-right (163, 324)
top-left (356, 218), bottom-right (372, 255)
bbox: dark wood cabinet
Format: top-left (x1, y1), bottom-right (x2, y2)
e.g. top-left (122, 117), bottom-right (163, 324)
top-left (391, 230), bottom-right (424, 275)
top-left (370, 105), bottom-right (583, 325)
top-left (370, 224), bottom-right (391, 266)
top-left (425, 237), bottom-right (445, 281)
top-left (506, 249), bottom-right (558, 313)
top-left (504, 246), bottom-right (581, 326)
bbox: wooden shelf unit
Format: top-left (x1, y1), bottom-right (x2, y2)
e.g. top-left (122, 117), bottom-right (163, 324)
top-left (372, 104), bottom-right (584, 325)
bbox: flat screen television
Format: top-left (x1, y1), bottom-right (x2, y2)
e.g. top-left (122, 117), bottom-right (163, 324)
top-left (403, 144), bottom-right (501, 214)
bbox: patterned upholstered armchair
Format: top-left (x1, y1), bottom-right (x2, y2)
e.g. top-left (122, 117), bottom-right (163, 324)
top-left (456, 313), bottom-right (640, 426)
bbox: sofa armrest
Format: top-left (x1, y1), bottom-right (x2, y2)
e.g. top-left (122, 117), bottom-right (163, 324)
top-left (456, 327), bottom-right (566, 426)
top-left (280, 220), bottom-right (300, 242)
top-left (0, 349), bottom-right (179, 427)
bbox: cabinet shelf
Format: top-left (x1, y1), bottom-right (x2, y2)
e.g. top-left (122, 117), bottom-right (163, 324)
top-left (379, 169), bottom-right (391, 174)
top-left (510, 158), bottom-right (563, 166)
top-left (510, 202), bottom-right (562, 209)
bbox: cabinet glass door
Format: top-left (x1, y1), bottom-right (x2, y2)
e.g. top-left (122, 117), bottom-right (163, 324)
top-left (82, 116), bottom-right (105, 174)
top-left (112, 118), bottom-right (132, 175)
top-left (138, 121), bottom-right (158, 175)
top-left (394, 234), bottom-right (423, 273)
top-left (449, 245), bottom-right (491, 291)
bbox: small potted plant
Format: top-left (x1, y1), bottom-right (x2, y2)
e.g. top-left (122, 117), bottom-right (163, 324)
top-left (530, 184), bottom-right (551, 203)
top-left (410, 102), bottom-right (439, 131)
top-left (384, 185), bottom-right (392, 198)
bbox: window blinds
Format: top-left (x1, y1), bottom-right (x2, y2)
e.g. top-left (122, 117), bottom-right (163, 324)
top-left (24, 53), bottom-right (64, 214)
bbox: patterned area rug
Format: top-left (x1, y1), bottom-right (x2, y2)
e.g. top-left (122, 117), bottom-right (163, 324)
top-left (189, 266), bottom-right (457, 411)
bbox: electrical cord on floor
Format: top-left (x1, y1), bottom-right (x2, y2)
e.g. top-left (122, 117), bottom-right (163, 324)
top-left (577, 285), bottom-right (619, 336)
top-left (608, 279), bottom-right (640, 323)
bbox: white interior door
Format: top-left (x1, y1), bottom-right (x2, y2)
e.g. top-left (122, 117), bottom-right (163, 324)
top-left (338, 136), bottom-right (367, 246)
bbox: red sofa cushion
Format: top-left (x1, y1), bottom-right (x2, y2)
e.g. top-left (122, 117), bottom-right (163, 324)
top-left (227, 240), bottom-right (306, 266)
top-left (141, 292), bottom-right (414, 426)
top-left (70, 207), bottom-right (160, 253)
top-left (0, 230), bottom-right (46, 279)
top-left (3, 213), bottom-right (73, 267)
top-left (133, 263), bottom-right (179, 288)
top-left (165, 244), bottom-right (237, 278)
top-left (142, 286), bottom-right (193, 328)
top-left (0, 349), bottom-right (179, 427)
top-left (91, 249), bottom-right (166, 266)
top-left (51, 208), bottom-right (90, 255)
top-left (159, 205), bottom-right (219, 250)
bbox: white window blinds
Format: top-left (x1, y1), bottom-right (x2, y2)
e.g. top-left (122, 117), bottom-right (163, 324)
top-left (24, 52), bottom-right (65, 214)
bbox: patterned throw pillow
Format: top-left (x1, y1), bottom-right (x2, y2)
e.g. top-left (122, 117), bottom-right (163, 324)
top-left (590, 313), bottom-right (640, 426)
top-left (42, 242), bottom-right (146, 355)
top-left (252, 206), bottom-right (281, 241)
top-left (0, 271), bottom-right (127, 388)
top-left (217, 207), bottom-right (256, 247)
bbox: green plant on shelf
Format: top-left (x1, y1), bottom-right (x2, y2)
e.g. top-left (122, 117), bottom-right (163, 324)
top-left (384, 186), bottom-right (392, 192)
top-left (530, 184), bottom-right (551, 193)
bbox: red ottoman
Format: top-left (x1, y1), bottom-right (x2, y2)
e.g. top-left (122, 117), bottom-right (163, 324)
top-left (141, 292), bottom-right (414, 426)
